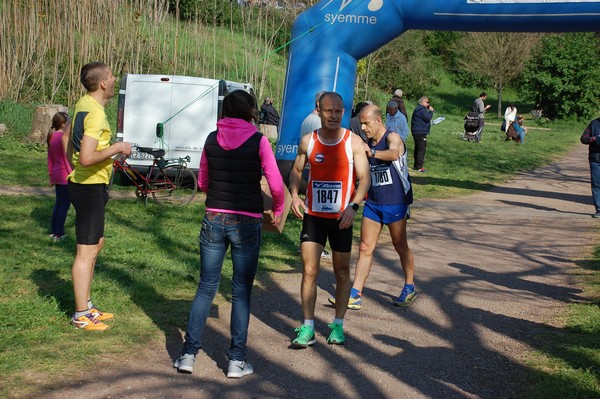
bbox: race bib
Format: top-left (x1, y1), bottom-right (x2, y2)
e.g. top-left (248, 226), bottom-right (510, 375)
top-left (311, 181), bottom-right (342, 213)
top-left (370, 164), bottom-right (393, 187)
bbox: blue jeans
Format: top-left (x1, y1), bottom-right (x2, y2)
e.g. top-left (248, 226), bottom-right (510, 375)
top-left (591, 161), bottom-right (600, 213)
top-left (182, 214), bottom-right (262, 361)
top-left (51, 184), bottom-right (70, 236)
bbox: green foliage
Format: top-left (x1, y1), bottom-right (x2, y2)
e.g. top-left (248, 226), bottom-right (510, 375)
top-left (172, 0), bottom-right (246, 27)
top-left (521, 33), bottom-right (600, 120)
top-left (0, 102), bottom-right (48, 187)
top-left (167, 1), bottom-right (293, 50)
top-left (369, 31), bottom-right (440, 100)
top-left (169, 0), bottom-right (216, 21)
top-left (424, 31), bottom-right (462, 58)
top-left (0, 101), bottom-right (34, 142)
top-left (424, 31), bottom-right (487, 89)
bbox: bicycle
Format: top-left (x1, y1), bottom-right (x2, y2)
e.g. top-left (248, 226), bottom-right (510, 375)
top-left (112, 147), bottom-right (197, 206)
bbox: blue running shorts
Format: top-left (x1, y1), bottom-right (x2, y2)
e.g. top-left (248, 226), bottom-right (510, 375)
top-left (363, 202), bottom-right (409, 225)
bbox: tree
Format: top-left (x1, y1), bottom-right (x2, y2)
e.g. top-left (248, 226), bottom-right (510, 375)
top-left (521, 33), bottom-right (600, 120)
top-left (368, 31), bottom-right (440, 101)
top-left (452, 32), bottom-right (540, 117)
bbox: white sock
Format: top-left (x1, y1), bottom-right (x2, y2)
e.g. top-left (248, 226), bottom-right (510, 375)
top-left (87, 300), bottom-right (94, 309)
top-left (303, 319), bottom-right (314, 328)
top-left (333, 318), bottom-right (344, 326)
top-left (74, 309), bottom-right (90, 319)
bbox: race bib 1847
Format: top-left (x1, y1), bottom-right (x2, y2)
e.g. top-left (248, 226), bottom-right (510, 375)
top-left (311, 181), bottom-right (342, 213)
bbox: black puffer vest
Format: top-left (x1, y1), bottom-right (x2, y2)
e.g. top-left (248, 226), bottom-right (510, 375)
top-left (204, 130), bottom-right (263, 214)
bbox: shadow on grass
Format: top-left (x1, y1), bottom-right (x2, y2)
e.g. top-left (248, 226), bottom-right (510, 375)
top-left (31, 269), bottom-right (73, 316)
top-left (98, 262), bottom-right (216, 362)
top-left (410, 175), bottom-right (495, 192)
top-left (576, 256), bottom-right (600, 273)
top-left (411, 157), bottom-right (592, 208)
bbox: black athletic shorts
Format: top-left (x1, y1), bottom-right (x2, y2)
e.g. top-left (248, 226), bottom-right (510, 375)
top-left (300, 213), bottom-right (353, 253)
top-left (68, 181), bottom-right (109, 245)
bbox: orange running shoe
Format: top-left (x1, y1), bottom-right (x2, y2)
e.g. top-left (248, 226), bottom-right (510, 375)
top-left (89, 306), bottom-right (114, 322)
top-left (71, 313), bottom-right (110, 331)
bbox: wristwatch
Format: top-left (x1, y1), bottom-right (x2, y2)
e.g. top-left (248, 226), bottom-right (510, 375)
top-left (348, 202), bottom-right (359, 212)
top-left (370, 148), bottom-right (376, 158)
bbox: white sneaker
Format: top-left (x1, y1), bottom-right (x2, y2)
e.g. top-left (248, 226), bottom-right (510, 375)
top-left (227, 360), bottom-right (253, 378)
top-left (174, 353), bottom-right (195, 373)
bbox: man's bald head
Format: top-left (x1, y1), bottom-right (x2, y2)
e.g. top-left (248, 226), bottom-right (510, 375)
top-left (360, 104), bottom-right (382, 121)
top-left (318, 91), bottom-right (344, 109)
top-left (359, 105), bottom-right (385, 139)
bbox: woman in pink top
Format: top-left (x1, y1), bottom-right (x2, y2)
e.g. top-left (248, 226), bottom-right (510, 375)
top-left (47, 111), bottom-right (72, 241)
top-left (174, 90), bottom-right (285, 378)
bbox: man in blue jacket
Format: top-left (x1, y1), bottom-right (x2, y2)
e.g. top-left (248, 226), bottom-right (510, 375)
top-left (410, 96), bottom-right (434, 172)
top-left (386, 101), bottom-right (409, 142)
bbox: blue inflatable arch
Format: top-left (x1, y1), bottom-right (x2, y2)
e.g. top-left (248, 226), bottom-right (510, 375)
top-left (275, 0), bottom-right (600, 178)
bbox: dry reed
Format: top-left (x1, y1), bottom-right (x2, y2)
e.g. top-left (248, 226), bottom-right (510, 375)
top-left (1, 0), bottom-right (291, 107)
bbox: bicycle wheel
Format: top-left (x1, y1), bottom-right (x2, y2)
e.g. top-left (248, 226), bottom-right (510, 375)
top-left (151, 165), bottom-right (197, 206)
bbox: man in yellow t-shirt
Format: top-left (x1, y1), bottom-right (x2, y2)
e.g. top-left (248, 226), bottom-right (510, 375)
top-left (67, 62), bottom-right (131, 331)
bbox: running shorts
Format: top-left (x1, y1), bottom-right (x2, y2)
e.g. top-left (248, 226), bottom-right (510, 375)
top-left (300, 213), bottom-right (353, 252)
top-left (363, 202), bottom-right (409, 225)
top-left (68, 182), bottom-right (109, 245)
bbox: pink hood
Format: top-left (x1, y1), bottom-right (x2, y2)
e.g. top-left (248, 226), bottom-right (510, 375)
top-left (198, 116), bottom-right (285, 218)
top-left (215, 118), bottom-right (258, 150)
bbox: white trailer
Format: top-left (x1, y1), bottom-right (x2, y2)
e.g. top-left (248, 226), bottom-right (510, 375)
top-left (116, 74), bottom-right (255, 172)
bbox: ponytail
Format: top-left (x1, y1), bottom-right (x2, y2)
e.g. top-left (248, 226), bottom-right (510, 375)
top-left (47, 111), bottom-right (69, 147)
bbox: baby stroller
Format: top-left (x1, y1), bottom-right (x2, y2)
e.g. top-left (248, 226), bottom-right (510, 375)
top-left (463, 112), bottom-right (480, 142)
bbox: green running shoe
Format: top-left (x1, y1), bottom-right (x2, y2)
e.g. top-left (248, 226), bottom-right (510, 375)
top-left (292, 325), bottom-right (316, 348)
top-left (326, 323), bottom-right (345, 345)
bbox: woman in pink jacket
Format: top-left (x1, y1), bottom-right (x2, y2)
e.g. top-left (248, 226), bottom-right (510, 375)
top-left (47, 111), bottom-right (72, 241)
top-left (174, 90), bottom-right (285, 378)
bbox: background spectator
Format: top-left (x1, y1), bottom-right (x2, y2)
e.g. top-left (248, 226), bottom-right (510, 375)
top-left (350, 101), bottom-right (372, 142)
top-left (259, 96), bottom-right (280, 139)
top-left (386, 100), bottom-right (409, 142)
top-left (300, 91), bottom-right (325, 136)
top-left (390, 88), bottom-right (408, 120)
top-left (47, 111), bottom-right (72, 242)
top-left (472, 92), bottom-right (491, 142)
top-left (411, 96), bottom-right (434, 172)
top-left (504, 103), bottom-right (517, 132)
top-left (580, 117), bottom-right (600, 218)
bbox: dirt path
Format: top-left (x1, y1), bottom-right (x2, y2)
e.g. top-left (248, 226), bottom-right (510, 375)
top-left (16, 145), bottom-right (596, 399)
